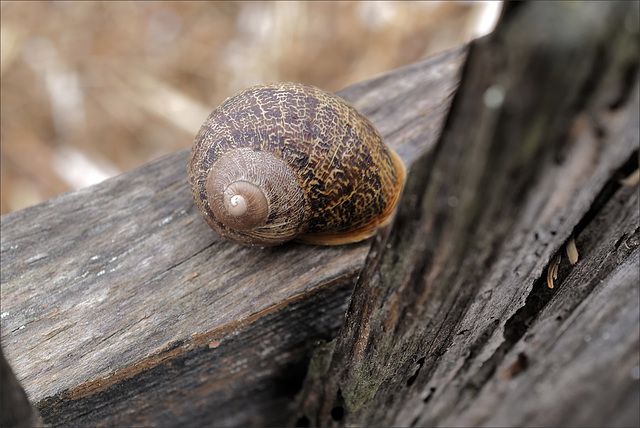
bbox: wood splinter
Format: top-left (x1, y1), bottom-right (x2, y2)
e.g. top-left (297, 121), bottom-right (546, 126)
top-left (619, 169), bottom-right (639, 187)
top-left (566, 236), bottom-right (579, 265)
top-left (547, 254), bottom-right (561, 289)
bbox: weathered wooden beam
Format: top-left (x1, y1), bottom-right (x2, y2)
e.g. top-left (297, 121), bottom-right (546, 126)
top-left (294, 1), bottom-right (639, 426)
top-left (0, 47), bottom-right (467, 426)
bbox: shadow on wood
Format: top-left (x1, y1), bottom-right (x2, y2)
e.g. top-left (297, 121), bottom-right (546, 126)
top-left (0, 350), bottom-right (43, 427)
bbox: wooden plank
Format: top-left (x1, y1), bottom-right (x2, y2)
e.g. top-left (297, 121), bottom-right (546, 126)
top-left (294, 1), bottom-right (640, 426)
top-left (0, 47), bottom-right (467, 426)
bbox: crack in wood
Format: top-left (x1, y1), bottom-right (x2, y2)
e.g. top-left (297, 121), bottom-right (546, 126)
top-left (460, 147), bottom-right (640, 407)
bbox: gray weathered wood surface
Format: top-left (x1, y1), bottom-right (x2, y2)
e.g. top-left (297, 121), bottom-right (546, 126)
top-left (294, 2), bottom-right (640, 427)
top-left (0, 46), bottom-right (467, 426)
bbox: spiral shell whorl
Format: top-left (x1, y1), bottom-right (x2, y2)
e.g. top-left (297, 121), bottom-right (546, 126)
top-left (218, 181), bottom-right (267, 230)
top-left (201, 148), bottom-right (308, 246)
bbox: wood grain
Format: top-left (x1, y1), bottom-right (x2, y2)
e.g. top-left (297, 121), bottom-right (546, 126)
top-left (294, 2), bottom-right (640, 426)
top-left (0, 47), bottom-right (467, 426)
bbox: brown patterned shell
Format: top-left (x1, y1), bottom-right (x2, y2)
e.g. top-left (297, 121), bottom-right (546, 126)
top-left (188, 82), bottom-right (406, 247)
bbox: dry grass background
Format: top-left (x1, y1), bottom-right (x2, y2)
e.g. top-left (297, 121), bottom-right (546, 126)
top-left (0, 1), bottom-right (501, 215)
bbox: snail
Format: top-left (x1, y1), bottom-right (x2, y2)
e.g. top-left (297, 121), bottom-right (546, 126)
top-left (187, 82), bottom-right (406, 247)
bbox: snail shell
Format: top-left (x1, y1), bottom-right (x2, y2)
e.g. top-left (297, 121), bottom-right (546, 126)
top-left (188, 82), bottom-right (406, 247)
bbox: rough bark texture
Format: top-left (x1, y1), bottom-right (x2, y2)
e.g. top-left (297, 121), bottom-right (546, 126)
top-left (0, 46), bottom-right (466, 426)
top-left (294, 2), bottom-right (640, 427)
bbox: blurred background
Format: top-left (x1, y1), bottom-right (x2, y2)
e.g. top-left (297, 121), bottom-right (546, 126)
top-left (0, 1), bottom-right (501, 215)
